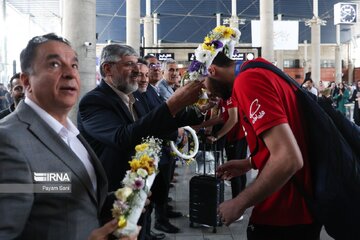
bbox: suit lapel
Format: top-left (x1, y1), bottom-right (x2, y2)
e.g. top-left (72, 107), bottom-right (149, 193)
top-left (17, 102), bottom-right (99, 205)
top-left (148, 85), bottom-right (164, 106)
top-left (133, 92), bottom-right (148, 117)
top-left (77, 134), bottom-right (108, 210)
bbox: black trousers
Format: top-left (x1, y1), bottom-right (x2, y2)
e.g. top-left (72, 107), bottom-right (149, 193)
top-left (151, 163), bottom-right (172, 223)
top-left (247, 222), bottom-right (322, 240)
top-left (225, 138), bottom-right (248, 198)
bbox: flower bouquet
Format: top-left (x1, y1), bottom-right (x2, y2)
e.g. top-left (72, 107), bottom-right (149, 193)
top-left (112, 137), bottom-right (162, 238)
top-left (188, 25), bottom-right (241, 81)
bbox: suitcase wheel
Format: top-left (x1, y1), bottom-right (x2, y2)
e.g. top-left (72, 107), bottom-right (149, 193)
top-left (212, 227), bottom-right (217, 233)
top-left (190, 222), bottom-right (194, 228)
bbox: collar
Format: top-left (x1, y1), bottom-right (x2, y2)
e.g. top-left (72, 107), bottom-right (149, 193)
top-left (104, 80), bottom-right (131, 104)
top-left (24, 97), bottom-right (79, 136)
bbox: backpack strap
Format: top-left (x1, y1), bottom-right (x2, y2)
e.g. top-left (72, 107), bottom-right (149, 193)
top-left (240, 61), bottom-right (319, 102)
top-left (240, 61), bottom-right (301, 88)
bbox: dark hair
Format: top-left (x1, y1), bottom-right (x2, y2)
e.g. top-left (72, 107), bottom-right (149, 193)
top-left (356, 80), bottom-right (360, 91)
top-left (212, 51), bottom-right (234, 67)
top-left (9, 73), bottom-right (21, 89)
top-left (144, 54), bottom-right (157, 60)
top-left (20, 33), bottom-right (71, 74)
top-left (303, 78), bottom-right (313, 84)
top-left (137, 58), bottom-right (148, 66)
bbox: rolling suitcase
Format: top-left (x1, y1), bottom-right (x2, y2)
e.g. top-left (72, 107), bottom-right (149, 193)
top-left (189, 142), bottom-right (224, 233)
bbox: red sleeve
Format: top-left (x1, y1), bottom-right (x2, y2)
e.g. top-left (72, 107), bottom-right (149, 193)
top-left (233, 68), bottom-right (288, 136)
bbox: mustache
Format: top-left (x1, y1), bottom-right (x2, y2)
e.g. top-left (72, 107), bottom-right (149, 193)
top-left (130, 71), bottom-right (140, 78)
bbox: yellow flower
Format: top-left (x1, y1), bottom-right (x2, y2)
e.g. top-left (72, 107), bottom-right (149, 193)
top-left (222, 27), bottom-right (234, 39)
top-left (135, 143), bottom-right (149, 152)
top-left (202, 43), bottom-right (215, 54)
top-left (115, 186), bottom-right (133, 202)
top-left (213, 26), bottom-right (234, 39)
top-left (129, 159), bottom-right (141, 171)
top-left (214, 25), bottom-right (226, 33)
top-left (118, 215), bottom-right (127, 228)
top-left (139, 154), bottom-right (151, 164)
top-left (204, 36), bottom-right (212, 44)
top-left (141, 160), bottom-right (155, 175)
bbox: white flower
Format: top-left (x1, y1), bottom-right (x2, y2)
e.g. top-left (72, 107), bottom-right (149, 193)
top-left (232, 28), bottom-right (241, 42)
top-left (115, 186), bottom-right (133, 202)
top-left (187, 26), bottom-right (241, 82)
top-left (137, 168), bottom-right (148, 178)
top-left (195, 46), bottom-right (212, 63)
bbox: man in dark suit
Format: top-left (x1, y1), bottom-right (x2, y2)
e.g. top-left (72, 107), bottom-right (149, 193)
top-left (136, 59), bottom-right (185, 236)
top-left (77, 44), bottom-right (204, 237)
top-left (0, 34), bottom-right (138, 239)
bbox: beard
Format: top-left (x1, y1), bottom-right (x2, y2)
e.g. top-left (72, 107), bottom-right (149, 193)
top-left (118, 81), bottom-right (138, 94)
top-left (113, 76), bottom-right (139, 94)
top-left (208, 77), bottom-right (232, 100)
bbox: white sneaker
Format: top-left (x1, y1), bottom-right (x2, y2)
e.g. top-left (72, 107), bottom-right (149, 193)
top-left (235, 216), bottom-right (244, 222)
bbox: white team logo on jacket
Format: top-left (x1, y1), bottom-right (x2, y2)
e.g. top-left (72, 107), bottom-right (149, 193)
top-left (249, 99), bottom-right (265, 124)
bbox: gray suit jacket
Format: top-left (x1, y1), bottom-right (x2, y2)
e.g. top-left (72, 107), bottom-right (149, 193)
top-left (0, 102), bottom-right (108, 240)
top-left (157, 79), bottom-right (174, 101)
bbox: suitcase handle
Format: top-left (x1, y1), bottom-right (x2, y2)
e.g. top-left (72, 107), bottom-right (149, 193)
top-left (200, 130), bottom-right (222, 177)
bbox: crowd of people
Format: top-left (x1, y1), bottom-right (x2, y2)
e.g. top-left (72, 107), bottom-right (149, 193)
top-left (301, 75), bottom-right (360, 124)
top-left (0, 30), bottom-right (360, 240)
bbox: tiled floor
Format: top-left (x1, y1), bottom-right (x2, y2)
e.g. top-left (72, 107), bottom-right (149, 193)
top-left (150, 161), bottom-right (334, 240)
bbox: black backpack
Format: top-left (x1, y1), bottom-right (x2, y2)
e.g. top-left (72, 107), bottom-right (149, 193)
top-left (241, 60), bottom-right (360, 240)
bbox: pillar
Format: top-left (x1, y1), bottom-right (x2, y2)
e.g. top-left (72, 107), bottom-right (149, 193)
top-left (153, 13), bottom-right (159, 46)
top-left (275, 14), bottom-right (284, 70)
top-left (335, 24), bottom-right (342, 83)
top-left (0, 0), bottom-right (8, 84)
top-left (310, 0), bottom-right (321, 85)
top-left (229, 0), bottom-right (239, 29)
top-left (260, 0), bottom-right (274, 62)
top-left (216, 13), bottom-right (221, 27)
top-left (143, 0), bottom-right (153, 56)
top-left (126, 0), bottom-right (141, 54)
top-left (303, 40), bottom-right (310, 75)
top-left (62, 0), bottom-right (97, 123)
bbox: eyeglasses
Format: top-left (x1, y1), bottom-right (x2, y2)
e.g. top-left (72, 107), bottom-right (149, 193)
top-left (149, 63), bottom-right (161, 69)
top-left (108, 61), bottom-right (138, 69)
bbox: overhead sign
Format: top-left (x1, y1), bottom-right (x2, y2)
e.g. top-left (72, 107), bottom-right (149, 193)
top-left (251, 20), bottom-right (299, 50)
top-left (232, 52), bottom-right (245, 60)
top-left (158, 53), bottom-right (174, 61)
top-left (148, 53), bottom-right (175, 61)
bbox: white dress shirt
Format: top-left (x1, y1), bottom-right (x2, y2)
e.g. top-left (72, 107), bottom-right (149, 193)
top-left (24, 98), bottom-right (97, 191)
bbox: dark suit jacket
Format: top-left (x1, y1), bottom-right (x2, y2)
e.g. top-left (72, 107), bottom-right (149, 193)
top-left (78, 80), bottom-right (181, 191)
top-left (0, 102), bottom-right (108, 240)
top-left (0, 103), bottom-right (15, 119)
top-left (143, 85), bottom-right (164, 110)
